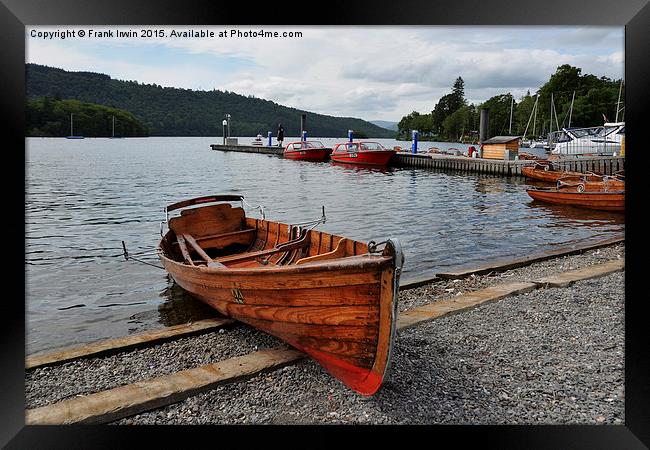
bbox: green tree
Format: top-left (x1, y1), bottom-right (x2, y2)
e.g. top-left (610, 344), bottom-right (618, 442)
top-left (442, 105), bottom-right (477, 142)
top-left (478, 93), bottom-right (515, 137)
top-left (431, 76), bottom-right (467, 137)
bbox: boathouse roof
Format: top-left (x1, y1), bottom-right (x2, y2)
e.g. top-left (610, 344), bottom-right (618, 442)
top-left (482, 136), bottom-right (521, 144)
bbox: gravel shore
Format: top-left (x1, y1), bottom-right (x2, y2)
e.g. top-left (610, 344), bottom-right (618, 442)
top-left (25, 243), bottom-right (625, 425)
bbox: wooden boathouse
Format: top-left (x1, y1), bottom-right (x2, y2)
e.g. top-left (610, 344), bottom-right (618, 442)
top-left (480, 136), bottom-right (521, 160)
top-left (209, 144), bottom-right (625, 176)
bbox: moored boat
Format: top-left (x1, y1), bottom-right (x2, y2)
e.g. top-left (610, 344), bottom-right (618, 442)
top-left (283, 140), bottom-right (332, 161)
top-left (526, 177), bottom-right (624, 212)
top-left (330, 141), bottom-right (396, 166)
top-left (522, 161), bottom-right (597, 183)
top-left (157, 195), bottom-right (404, 395)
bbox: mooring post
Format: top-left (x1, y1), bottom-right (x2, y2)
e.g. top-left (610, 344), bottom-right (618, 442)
top-left (348, 130), bottom-right (353, 142)
top-left (479, 109), bottom-right (489, 158)
top-left (267, 131), bottom-right (272, 147)
top-left (222, 120), bottom-right (228, 145)
top-left (302, 130), bottom-right (307, 142)
top-left (412, 130), bottom-right (419, 154)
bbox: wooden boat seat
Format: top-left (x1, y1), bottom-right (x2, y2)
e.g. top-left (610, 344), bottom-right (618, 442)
top-left (169, 204), bottom-right (246, 239)
top-left (295, 238), bottom-right (349, 265)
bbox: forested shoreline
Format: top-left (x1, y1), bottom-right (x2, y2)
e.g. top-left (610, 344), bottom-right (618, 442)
top-left (397, 65), bottom-right (624, 142)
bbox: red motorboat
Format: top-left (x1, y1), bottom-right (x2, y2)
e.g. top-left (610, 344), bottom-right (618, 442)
top-left (283, 140), bottom-right (332, 161)
top-left (330, 141), bottom-right (396, 166)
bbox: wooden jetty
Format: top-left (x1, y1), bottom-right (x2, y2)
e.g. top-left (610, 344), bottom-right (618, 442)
top-left (391, 153), bottom-right (625, 176)
top-left (209, 144), bottom-right (624, 176)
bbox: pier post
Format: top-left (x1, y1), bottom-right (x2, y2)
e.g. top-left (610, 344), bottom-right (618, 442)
top-left (222, 120), bottom-right (228, 145)
top-left (267, 131), bottom-right (272, 146)
top-left (302, 130), bottom-right (307, 142)
top-left (348, 130), bottom-right (353, 142)
top-left (479, 109), bottom-right (489, 144)
top-left (300, 114), bottom-right (306, 138)
top-left (412, 130), bottom-right (419, 154)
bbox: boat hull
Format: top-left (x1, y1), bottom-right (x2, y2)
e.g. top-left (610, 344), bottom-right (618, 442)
top-left (330, 150), bottom-right (396, 166)
top-left (522, 166), bottom-right (585, 183)
top-left (284, 148), bottom-right (331, 161)
top-left (526, 188), bottom-right (624, 211)
top-left (158, 203), bottom-right (403, 396)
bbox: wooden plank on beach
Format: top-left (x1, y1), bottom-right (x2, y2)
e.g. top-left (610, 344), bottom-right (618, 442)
top-left (26, 317), bottom-right (236, 370)
top-left (26, 348), bottom-right (305, 425)
top-left (533, 259), bottom-right (624, 288)
top-left (436, 236), bottom-right (624, 280)
top-left (396, 282), bottom-right (537, 330)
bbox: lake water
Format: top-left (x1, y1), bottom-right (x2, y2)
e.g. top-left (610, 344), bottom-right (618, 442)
top-left (26, 137), bottom-right (624, 353)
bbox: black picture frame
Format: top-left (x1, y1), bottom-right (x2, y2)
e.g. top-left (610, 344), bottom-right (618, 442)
top-left (3, 0), bottom-right (648, 447)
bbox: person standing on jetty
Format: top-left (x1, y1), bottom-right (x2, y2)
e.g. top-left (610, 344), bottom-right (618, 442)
top-left (277, 123), bottom-right (284, 147)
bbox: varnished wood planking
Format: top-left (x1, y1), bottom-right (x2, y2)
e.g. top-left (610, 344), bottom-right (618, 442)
top-left (209, 303), bottom-right (380, 326)
top-left (367, 267), bottom-right (396, 386)
top-left (164, 258), bottom-right (386, 290)
top-left (239, 316), bottom-right (380, 342)
top-left (171, 204), bottom-right (245, 238)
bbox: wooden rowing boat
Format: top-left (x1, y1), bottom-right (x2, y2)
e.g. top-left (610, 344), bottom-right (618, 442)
top-left (158, 195), bottom-right (404, 395)
top-left (526, 177), bottom-right (625, 212)
top-left (522, 161), bottom-right (587, 183)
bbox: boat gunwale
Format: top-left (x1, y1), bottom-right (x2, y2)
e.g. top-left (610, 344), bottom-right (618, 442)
top-left (158, 245), bottom-right (393, 275)
top-left (526, 188), bottom-right (625, 195)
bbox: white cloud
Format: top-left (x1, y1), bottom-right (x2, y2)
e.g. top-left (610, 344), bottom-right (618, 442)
top-left (26, 26), bottom-right (624, 121)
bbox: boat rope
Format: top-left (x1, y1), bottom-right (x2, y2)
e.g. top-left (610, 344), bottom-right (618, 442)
top-left (241, 198), bottom-right (265, 220)
top-left (290, 206), bottom-right (327, 231)
top-left (121, 241), bottom-right (165, 270)
top-left (367, 240), bottom-right (389, 253)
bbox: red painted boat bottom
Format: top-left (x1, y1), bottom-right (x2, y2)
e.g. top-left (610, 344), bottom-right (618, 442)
top-left (302, 347), bottom-right (383, 396)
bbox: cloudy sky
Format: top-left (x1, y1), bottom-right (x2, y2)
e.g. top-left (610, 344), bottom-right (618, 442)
top-left (26, 26), bottom-right (623, 122)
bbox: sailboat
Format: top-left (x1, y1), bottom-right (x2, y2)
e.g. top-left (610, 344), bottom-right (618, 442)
top-left (66, 113), bottom-right (85, 139)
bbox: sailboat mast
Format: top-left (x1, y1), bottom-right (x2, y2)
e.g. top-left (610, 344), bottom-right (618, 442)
top-left (549, 93), bottom-right (553, 135)
top-left (532, 95), bottom-right (538, 138)
top-left (568, 91), bottom-right (575, 128)
top-left (615, 81), bottom-right (622, 122)
top-left (112, 115), bottom-right (115, 137)
top-left (508, 96), bottom-right (514, 134)
top-left (70, 113), bottom-right (73, 136)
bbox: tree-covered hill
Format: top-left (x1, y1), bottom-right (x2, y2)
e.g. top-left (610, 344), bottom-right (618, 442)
top-left (26, 64), bottom-right (395, 138)
top-left (27, 97), bottom-right (149, 137)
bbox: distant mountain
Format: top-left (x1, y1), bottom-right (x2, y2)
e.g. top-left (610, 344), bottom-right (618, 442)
top-left (26, 64), bottom-right (394, 138)
top-left (370, 120), bottom-right (399, 131)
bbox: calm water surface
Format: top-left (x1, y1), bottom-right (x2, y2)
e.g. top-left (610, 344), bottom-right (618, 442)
top-left (26, 137), bottom-right (624, 353)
